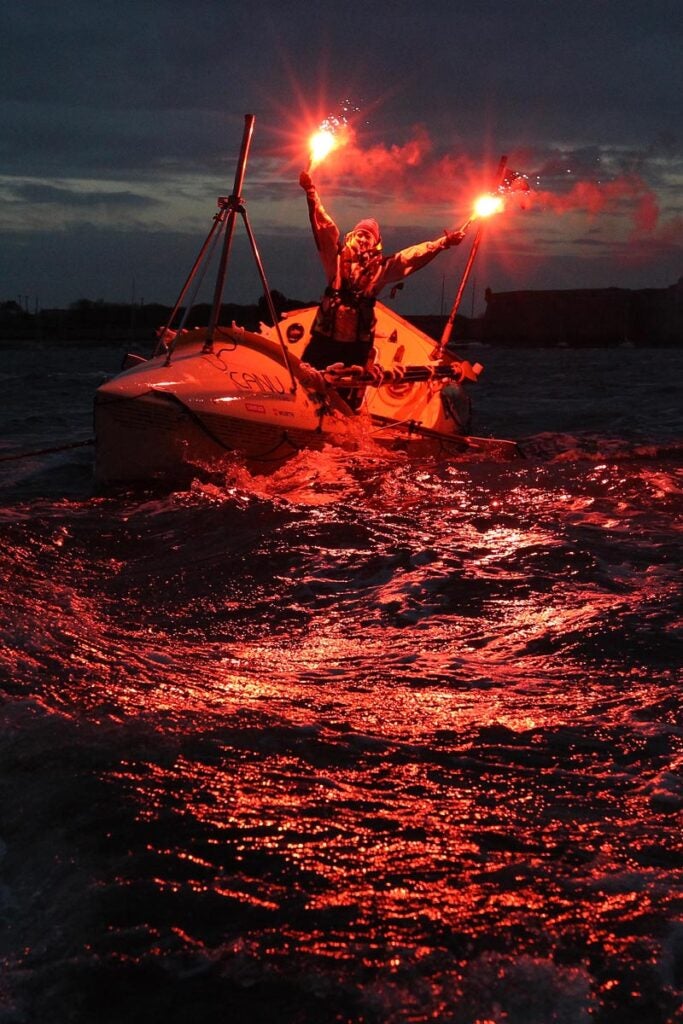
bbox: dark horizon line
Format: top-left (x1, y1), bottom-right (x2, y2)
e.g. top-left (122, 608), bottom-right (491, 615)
top-left (4, 274), bottom-right (682, 317)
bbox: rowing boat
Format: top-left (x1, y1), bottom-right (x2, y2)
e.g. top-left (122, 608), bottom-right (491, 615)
top-left (94, 116), bottom-right (517, 488)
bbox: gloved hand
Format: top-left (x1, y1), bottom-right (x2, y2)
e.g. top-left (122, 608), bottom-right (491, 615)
top-left (298, 361), bottom-right (326, 391)
top-left (366, 363), bottom-right (384, 386)
top-left (322, 362), bottom-right (346, 381)
top-left (299, 170), bottom-right (314, 191)
top-left (444, 229), bottom-right (465, 248)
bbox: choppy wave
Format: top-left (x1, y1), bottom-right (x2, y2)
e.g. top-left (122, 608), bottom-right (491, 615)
top-left (1, 344), bottom-right (681, 1023)
top-left (2, 444), bottom-right (682, 1023)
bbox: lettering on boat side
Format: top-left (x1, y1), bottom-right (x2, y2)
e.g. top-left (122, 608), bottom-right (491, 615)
top-left (228, 371), bottom-right (287, 394)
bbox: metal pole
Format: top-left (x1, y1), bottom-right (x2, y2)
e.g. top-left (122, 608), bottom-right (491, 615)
top-left (240, 209), bottom-right (297, 393)
top-left (203, 114), bottom-right (256, 353)
top-left (439, 226), bottom-right (484, 350)
top-left (155, 208), bottom-right (226, 356)
top-left (438, 155), bottom-right (508, 355)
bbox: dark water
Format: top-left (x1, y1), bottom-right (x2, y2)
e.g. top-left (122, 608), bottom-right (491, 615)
top-left (1, 342), bottom-right (682, 1023)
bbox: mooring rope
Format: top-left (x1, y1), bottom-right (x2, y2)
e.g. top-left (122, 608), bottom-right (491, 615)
top-left (0, 438), bottom-right (95, 463)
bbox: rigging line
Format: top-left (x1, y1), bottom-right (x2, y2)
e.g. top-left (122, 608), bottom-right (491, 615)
top-left (0, 438), bottom-right (95, 463)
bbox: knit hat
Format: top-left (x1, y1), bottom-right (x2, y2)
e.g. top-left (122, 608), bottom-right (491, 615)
top-left (352, 218), bottom-right (381, 245)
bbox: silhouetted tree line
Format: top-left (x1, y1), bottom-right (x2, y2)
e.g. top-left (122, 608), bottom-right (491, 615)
top-left (0, 291), bottom-right (318, 344)
top-left (3, 282), bottom-right (679, 346)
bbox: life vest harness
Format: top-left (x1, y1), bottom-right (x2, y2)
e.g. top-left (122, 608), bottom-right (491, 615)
top-left (313, 246), bottom-right (380, 344)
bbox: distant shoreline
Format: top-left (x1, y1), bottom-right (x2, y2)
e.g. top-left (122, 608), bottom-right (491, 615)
top-left (0, 332), bottom-right (678, 351)
top-left (2, 277), bottom-right (681, 348)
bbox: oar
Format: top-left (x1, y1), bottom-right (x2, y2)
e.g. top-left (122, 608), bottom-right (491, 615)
top-left (321, 361), bottom-right (483, 388)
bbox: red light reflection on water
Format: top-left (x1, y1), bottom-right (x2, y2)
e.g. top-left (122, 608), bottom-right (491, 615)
top-left (1, 458), bottom-right (681, 1021)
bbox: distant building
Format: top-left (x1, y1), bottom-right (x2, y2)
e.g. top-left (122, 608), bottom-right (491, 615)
top-left (481, 278), bottom-right (683, 346)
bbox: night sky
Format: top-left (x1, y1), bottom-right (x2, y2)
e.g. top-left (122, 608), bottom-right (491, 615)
top-left (3, 0), bottom-right (681, 315)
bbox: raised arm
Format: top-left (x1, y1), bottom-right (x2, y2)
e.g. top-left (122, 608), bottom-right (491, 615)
top-left (377, 229), bottom-right (466, 289)
top-left (299, 172), bottom-right (340, 279)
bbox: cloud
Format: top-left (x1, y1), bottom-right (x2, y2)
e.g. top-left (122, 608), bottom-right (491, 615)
top-left (3, 0), bottom-right (681, 306)
top-left (7, 182), bottom-right (160, 209)
top-left (0, 100), bottom-right (242, 178)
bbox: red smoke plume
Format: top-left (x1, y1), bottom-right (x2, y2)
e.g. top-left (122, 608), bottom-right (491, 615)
top-left (527, 178), bottom-right (660, 234)
top-left (314, 127), bottom-right (484, 208)
top-left (306, 126), bottom-right (665, 235)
